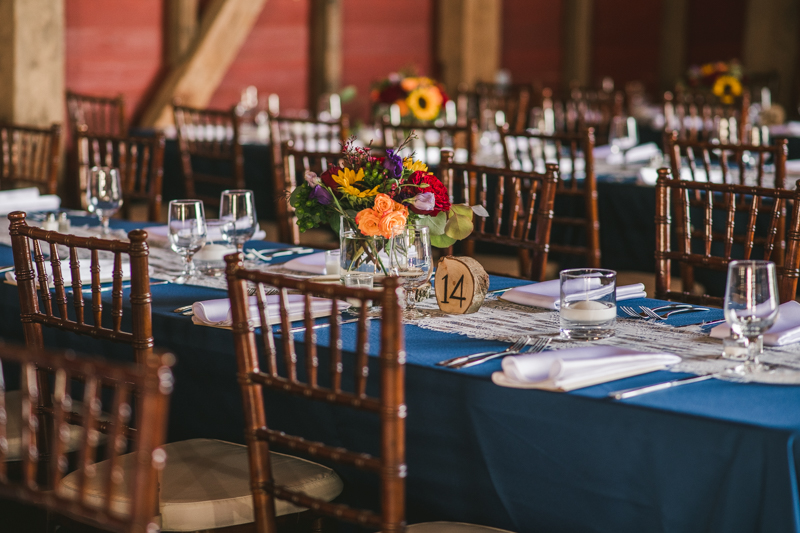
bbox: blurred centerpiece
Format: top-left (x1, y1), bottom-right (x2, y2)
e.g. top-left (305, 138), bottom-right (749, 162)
top-left (289, 136), bottom-right (486, 277)
top-left (371, 72), bottom-right (450, 122)
top-left (685, 60), bottom-right (744, 104)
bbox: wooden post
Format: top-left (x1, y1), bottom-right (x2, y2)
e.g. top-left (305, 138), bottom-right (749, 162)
top-left (139, 0), bottom-right (267, 128)
top-left (561, 0), bottom-right (593, 88)
top-left (308, 0), bottom-right (342, 114)
top-left (742, 0), bottom-right (799, 109)
top-left (165, 0), bottom-right (199, 67)
top-left (0, 0), bottom-right (64, 126)
top-left (436, 0), bottom-right (502, 92)
top-left (658, 0), bottom-right (688, 91)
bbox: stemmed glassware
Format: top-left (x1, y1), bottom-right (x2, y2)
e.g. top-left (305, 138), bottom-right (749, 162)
top-left (86, 166), bottom-right (122, 235)
top-left (219, 189), bottom-right (257, 253)
top-left (391, 225), bottom-right (433, 319)
top-left (723, 260), bottom-right (779, 374)
top-left (168, 200), bottom-right (207, 284)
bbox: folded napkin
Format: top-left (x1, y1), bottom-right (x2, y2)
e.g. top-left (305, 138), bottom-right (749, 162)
top-left (501, 279), bottom-right (646, 310)
top-left (639, 166), bottom-right (724, 186)
top-left (5, 259), bottom-right (131, 286)
top-left (786, 160), bottom-right (800, 176)
top-left (492, 346), bottom-right (680, 392)
top-left (709, 300), bottom-right (800, 346)
top-left (146, 224), bottom-right (267, 242)
top-left (0, 187), bottom-right (60, 216)
top-left (282, 252), bottom-right (327, 275)
top-left (605, 142), bottom-right (660, 165)
top-left (191, 294), bottom-right (350, 328)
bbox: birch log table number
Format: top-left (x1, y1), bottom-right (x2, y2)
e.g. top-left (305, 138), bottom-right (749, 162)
top-left (434, 256), bottom-right (489, 314)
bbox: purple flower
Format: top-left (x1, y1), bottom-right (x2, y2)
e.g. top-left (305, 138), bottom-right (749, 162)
top-left (382, 149), bottom-right (403, 179)
top-left (309, 185), bottom-right (333, 205)
top-left (304, 171), bottom-right (321, 186)
top-left (408, 192), bottom-right (435, 212)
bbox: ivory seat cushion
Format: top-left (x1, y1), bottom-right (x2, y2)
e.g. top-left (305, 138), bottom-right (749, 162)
top-left (408, 522), bottom-right (515, 533)
top-left (59, 438), bottom-right (344, 532)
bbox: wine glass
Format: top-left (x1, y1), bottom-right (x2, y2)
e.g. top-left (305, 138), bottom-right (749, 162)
top-left (168, 200), bottom-right (207, 284)
top-left (219, 189), bottom-right (257, 253)
top-left (391, 226), bottom-right (433, 319)
top-left (86, 167), bottom-right (122, 235)
top-left (723, 260), bottom-right (779, 374)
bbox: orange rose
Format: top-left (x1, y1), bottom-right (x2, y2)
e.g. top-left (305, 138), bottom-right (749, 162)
top-left (373, 193), bottom-right (395, 215)
top-left (355, 208), bottom-right (382, 237)
top-left (379, 210), bottom-right (407, 239)
top-left (392, 202), bottom-right (408, 216)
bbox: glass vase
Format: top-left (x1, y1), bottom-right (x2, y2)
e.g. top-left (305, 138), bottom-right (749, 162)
top-left (339, 216), bottom-right (396, 281)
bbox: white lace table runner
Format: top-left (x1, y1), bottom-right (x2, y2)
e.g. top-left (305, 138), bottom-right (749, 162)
top-left (406, 296), bottom-right (800, 384)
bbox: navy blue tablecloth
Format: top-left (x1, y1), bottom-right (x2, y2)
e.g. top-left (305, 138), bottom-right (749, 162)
top-left (2, 222), bottom-right (800, 533)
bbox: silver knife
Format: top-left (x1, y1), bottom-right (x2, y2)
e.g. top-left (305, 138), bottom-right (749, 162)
top-left (609, 374), bottom-right (714, 400)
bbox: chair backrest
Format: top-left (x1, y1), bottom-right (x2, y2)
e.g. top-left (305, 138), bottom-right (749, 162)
top-left (0, 123), bottom-right (61, 195)
top-left (663, 89), bottom-right (751, 144)
top-left (269, 114), bottom-right (348, 154)
top-left (172, 102), bottom-right (244, 207)
top-left (0, 343), bottom-right (172, 533)
top-left (553, 88), bottom-right (623, 146)
top-left (655, 168), bottom-right (800, 306)
top-left (66, 91), bottom-right (126, 136)
top-left (75, 127), bottom-right (166, 222)
top-left (471, 82), bottom-right (534, 134)
top-left (224, 255), bottom-right (405, 533)
top-left (277, 141), bottom-right (343, 244)
top-left (667, 131), bottom-right (788, 188)
top-left (8, 211), bottom-right (154, 365)
top-left (439, 150), bottom-right (559, 281)
top-left (380, 119), bottom-right (477, 166)
top-left (500, 126), bottom-right (600, 268)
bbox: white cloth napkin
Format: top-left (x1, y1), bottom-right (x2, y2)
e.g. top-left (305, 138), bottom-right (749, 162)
top-left (501, 279), bottom-right (646, 310)
top-left (786, 160), bottom-right (800, 176)
top-left (5, 259), bottom-right (131, 286)
top-left (492, 346), bottom-right (680, 391)
top-left (709, 300), bottom-right (800, 346)
top-left (282, 252), bottom-right (327, 274)
top-left (146, 224), bottom-right (266, 242)
top-left (605, 142), bottom-right (660, 165)
top-left (0, 187), bottom-right (60, 216)
top-left (191, 294), bottom-right (350, 328)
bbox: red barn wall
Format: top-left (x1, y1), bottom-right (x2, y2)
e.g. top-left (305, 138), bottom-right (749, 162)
top-left (501, 0), bottom-right (563, 90)
top-left (65, 0), bottom-right (164, 125)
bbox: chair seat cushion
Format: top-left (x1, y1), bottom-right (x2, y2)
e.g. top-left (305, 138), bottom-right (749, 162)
top-left (59, 438), bottom-right (344, 532)
top-left (3, 390), bottom-right (86, 462)
top-left (407, 522), bottom-right (515, 533)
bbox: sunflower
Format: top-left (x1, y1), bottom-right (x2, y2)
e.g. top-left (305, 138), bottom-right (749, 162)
top-left (406, 86), bottom-right (443, 121)
top-left (332, 168), bottom-right (380, 198)
top-left (712, 75), bottom-right (742, 105)
top-left (403, 158), bottom-right (428, 173)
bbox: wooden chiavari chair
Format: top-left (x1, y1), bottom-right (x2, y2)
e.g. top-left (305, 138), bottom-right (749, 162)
top-left (66, 90), bottom-right (126, 136)
top-left (500, 126), bottom-right (600, 268)
top-left (554, 88), bottom-right (624, 146)
top-left (380, 118), bottom-right (478, 166)
top-left (75, 126), bottom-right (166, 222)
top-left (655, 168), bottom-right (800, 307)
top-left (667, 131), bottom-right (788, 188)
top-left (277, 140), bottom-right (343, 245)
top-left (173, 102), bottom-right (244, 208)
top-left (0, 343), bottom-right (172, 533)
top-left (469, 82), bottom-right (534, 134)
top-left (0, 123), bottom-right (61, 195)
top-left (663, 88), bottom-right (751, 144)
top-left (439, 150), bottom-right (559, 281)
top-left (225, 256), bottom-right (514, 533)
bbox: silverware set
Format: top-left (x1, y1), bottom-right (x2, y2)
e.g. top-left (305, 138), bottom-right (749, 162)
top-left (620, 304), bottom-right (709, 321)
top-left (244, 247), bottom-right (315, 262)
top-left (437, 336), bottom-right (551, 369)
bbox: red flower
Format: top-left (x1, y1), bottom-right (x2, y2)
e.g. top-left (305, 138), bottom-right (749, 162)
top-left (319, 167), bottom-right (341, 196)
top-left (405, 171), bottom-right (451, 215)
top-left (378, 84), bottom-right (407, 104)
top-left (437, 83), bottom-right (450, 105)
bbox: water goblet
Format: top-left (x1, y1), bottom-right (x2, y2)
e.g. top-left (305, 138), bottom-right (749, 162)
top-left (220, 189), bottom-right (257, 253)
top-left (391, 226), bottom-right (433, 319)
top-left (86, 166), bottom-right (122, 235)
top-left (168, 200), bottom-right (207, 284)
top-left (723, 260), bottom-right (779, 374)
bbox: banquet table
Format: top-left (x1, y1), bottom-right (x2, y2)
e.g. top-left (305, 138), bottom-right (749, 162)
top-left (3, 219), bottom-right (800, 533)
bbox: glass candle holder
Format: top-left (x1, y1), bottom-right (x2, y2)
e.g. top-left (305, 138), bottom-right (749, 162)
top-left (559, 268), bottom-right (617, 340)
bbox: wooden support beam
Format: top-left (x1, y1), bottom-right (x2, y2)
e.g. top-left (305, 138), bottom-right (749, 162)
top-left (658, 0), bottom-right (688, 91)
top-left (561, 0), bottom-right (593, 88)
top-left (436, 0), bottom-right (502, 92)
top-left (140, 0), bottom-right (267, 128)
top-left (0, 0), bottom-right (64, 126)
top-left (742, 0), bottom-right (799, 109)
top-left (165, 0), bottom-right (199, 67)
top-left (308, 0), bottom-right (342, 114)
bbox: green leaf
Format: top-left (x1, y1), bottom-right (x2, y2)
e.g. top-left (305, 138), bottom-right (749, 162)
top-left (471, 205), bottom-right (489, 217)
top-left (415, 211), bottom-right (447, 235)
top-left (450, 204), bottom-right (474, 217)
top-left (431, 233), bottom-right (457, 248)
top-left (289, 185), bottom-right (305, 207)
top-left (444, 211), bottom-right (474, 240)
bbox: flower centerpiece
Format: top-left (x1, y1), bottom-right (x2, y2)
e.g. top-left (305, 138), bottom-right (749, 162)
top-left (289, 136), bottom-right (486, 275)
top-left (685, 60), bottom-right (743, 104)
top-left (371, 73), bottom-right (450, 122)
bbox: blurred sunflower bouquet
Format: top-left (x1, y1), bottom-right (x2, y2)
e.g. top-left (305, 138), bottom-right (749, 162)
top-left (685, 60), bottom-right (744, 104)
top-left (371, 73), bottom-right (450, 122)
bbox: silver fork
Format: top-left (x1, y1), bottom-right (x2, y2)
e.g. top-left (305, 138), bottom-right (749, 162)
top-left (436, 337), bottom-right (529, 368)
top-left (454, 337), bottom-right (552, 369)
top-left (621, 304), bottom-right (696, 319)
top-left (642, 306), bottom-right (709, 320)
